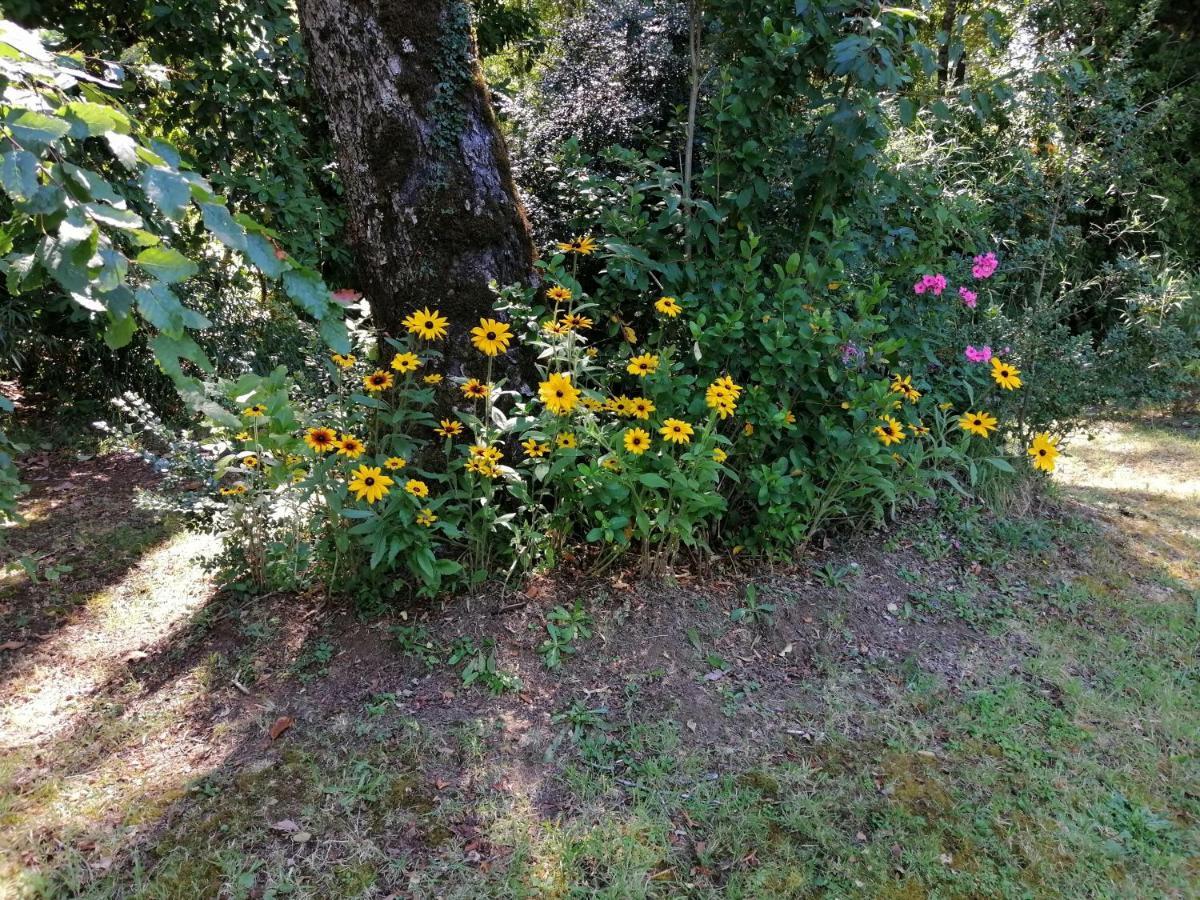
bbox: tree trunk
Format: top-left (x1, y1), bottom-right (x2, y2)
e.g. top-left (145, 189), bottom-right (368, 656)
top-left (936, 0), bottom-right (958, 95)
top-left (297, 0), bottom-right (535, 380)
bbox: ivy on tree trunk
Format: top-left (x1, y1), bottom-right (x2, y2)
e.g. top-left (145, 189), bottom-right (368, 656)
top-left (297, 0), bottom-right (535, 380)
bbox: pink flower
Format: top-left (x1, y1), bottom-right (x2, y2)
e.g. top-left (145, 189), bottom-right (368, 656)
top-left (959, 287), bottom-right (977, 308)
top-left (972, 252), bottom-right (998, 279)
top-left (913, 273), bottom-right (947, 296)
top-left (964, 344), bottom-right (992, 363)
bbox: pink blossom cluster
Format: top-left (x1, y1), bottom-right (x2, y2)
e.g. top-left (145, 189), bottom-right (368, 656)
top-left (972, 252), bottom-right (998, 279)
top-left (959, 287), bottom-right (977, 309)
top-left (964, 344), bottom-right (992, 363)
top-left (913, 273), bottom-right (947, 295)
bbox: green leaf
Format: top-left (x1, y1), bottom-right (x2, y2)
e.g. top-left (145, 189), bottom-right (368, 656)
top-left (95, 248), bottom-right (128, 291)
top-left (200, 202), bottom-right (247, 251)
top-left (83, 202), bottom-right (142, 230)
top-left (638, 473), bottom-right (670, 489)
top-left (103, 313), bottom-right (137, 349)
top-left (142, 167), bottom-right (191, 220)
top-left (63, 101), bottom-right (129, 138)
top-left (242, 231), bottom-right (285, 278)
top-left (135, 246), bottom-right (197, 283)
top-left (0, 150), bottom-right (38, 201)
top-left (136, 282), bottom-right (209, 337)
top-left (282, 268), bottom-right (329, 320)
top-left (103, 132), bottom-right (139, 168)
top-left (4, 110), bottom-right (69, 145)
top-left (984, 456), bottom-right (1016, 473)
top-left (319, 316), bottom-right (351, 354)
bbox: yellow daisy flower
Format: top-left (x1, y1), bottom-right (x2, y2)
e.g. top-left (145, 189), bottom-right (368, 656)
top-left (1028, 432), bottom-right (1059, 472)
top-left (538, 372), bottom-right (581, 415)
top-left (243, 404), bottom-right (267, 418)
top-left (627, 353), bottom-right (659, 377)
top-left (959, 411), bottom-right (998, 438)
top-left (402, 307), bottom-right (449, 340)
top-left (547, 285), bottom-right (573, 303)
top-left (404, 478), bottom-right (430, 498)
top-left (384, 456), bottom-right (408, 471)
top-left (348, 465), bottom-right (394, 503)
top-left (435, 419), bottom-right (463, 438)
top-left (416, 508), bottom-right (438, 527)
top-left (655, 296), bottom-right (682, 317)
top-left (423, 373), bottom-right (443, 384)
top-left (390, 352), bottom-right (421, 374)
top-left (336, 434), bottom-right (366, 458)
top-left (242, 454), bottom-right (259, 468)
top-left (522, 438), bottom-right (551, 458)
top-left (304, 427), bottom-right (337, 452)
top-left (628, 397), bottom-right (655, 420)
top-left (563, 313), bottom-right (593, 331)
top-left (471, 318), bottom-right (513, 356)
top-left (220, 484), bottom-right (247, 496)
top-left (555, 432), bottom-right (577, 449)
top-left (660, 418), bottom-right (694, 445)
top-left (556, 235), bottom-right (597, 255)
top-left (460, 379), bottom-right (489, 400)
top-left (623, 428), bottom-right (651, 454)
top-left (712, 447), bottom-right (728, 463)
top-left (364, 370), bottom-right (394, 392)
top-left (331, 353), bottom-right (356, 368)
top-left (873, 416), bottom-right (906, 446)
top-left (990, 358), bottom-right (1022, 390)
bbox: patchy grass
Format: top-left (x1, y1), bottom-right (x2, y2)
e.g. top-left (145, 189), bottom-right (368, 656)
top-left (2, 420), bottom-right (1198, 898)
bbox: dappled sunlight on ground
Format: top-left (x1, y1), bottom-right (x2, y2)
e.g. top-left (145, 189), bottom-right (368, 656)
top-left (0, 532), bottom-right (218, 748)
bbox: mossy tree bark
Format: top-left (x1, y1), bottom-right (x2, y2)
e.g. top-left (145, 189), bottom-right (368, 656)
top-left (297, 0), bottom-right (535, 379)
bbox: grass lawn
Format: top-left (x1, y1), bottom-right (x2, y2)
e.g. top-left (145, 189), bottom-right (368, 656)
top-left (1, 417), bottom-right (1197, 898)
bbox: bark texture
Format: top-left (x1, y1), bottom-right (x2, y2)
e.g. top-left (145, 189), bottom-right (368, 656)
top-left (297, 0), bottom-right (534, 376)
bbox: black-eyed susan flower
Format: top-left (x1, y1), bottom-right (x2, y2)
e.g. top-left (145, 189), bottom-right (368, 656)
top-left (627, 353), bottom-right (659, 377)
top-left (331, 353), bottom-right (356, 368)
top-left (305, 427), bottom-right (337, 452)
top-left (660, 418), bottom-right (694, 445)
top-left (435, 419), bottom-right (463, 438)
top-left (522, 438), bottom-right (550, 458)
top-left (874, 416), bottom-right (906, 446)
top-left (629, 397), bottom-right (655, 420)
top-left (743, 423), bottom-right (754, 436)
top-left (348, 465), bottom-right (393, 503)
top-left (607, 395), bottom-right (632, 416)
top-left (291, 469), bottom-right (307, 483)
top-left (655, 295), bottom-right (682, 317)
top-left (538, 372), bottom-right (581, 415)
top-left (242, 454), bottom-right (259, 468)
top-left (384, 456), bottom-right (408, 471)
top-left (785, 410), bottom-right (797, 425)
top-left (364, 370), bottom-right (394, 392)
top-left (600, 457), bottom-right (621, 472)
top-left (546, 285), bottom-right (573, 303)
top-left (542, 319), bottom-right (569, 336)
top-left (404, 478), bottom-right (430, 498)
top-left (959, 410), bottom-right (998, 438)
top-left (990, 358), bottom-right (1022, 390)
top-left (464, 457), bottom-right (498, 478)
top-left (555, 432), bottom-right (577, 449)
top-left (713, 447), bottom-right (728, 463)
top-left (243, 404), bottom-right (267, 418)
top-left (460, 379), bottom-right (489, 400)
top-left (402, 307), bottom-right (449, 340)
top-left (390, 352), bottom-right (420, 374)
top-left (471, 318), bottom-right (513, 356)
top-left (623, 427), bottom-right (651, 454)
top-left (1027, 432), bottom-right (1059, 472)
top-left (336, 434), bottom-right (366, 458)
top-left (557, 235), bottom-right (597, 255)
top-left (423, 373), bottom-right (443, 384)
top-left (220, 484), bottom-right (247, 496)
top-left (581, 396), bottom-right (605, 412)
top-left (416, 508), bottom-right (437, 527)
top-left (563, 313), bottom-right (593, 331)
top-left (890, 374), bottom-right (921, 403)
top-left (235, 431), bottom-right (251, 441)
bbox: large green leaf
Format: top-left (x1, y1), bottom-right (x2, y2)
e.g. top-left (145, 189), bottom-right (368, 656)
top-left (200, 202), bottom-right (247, 252)
top-left (63, 101), bottom-right (129, 138)
top-left (136, 282), bottom-right (209, 337)
top-left (4, 109), bottom-right (69, 145)
top-left (0, 150), bottom-right (38, 201)
top-left (135, 246), bottom-right (197, 283)
top-left (103, 312), bottom-right (137, 349)
top-left (282, 268), bottom-right (329, 320)
top-left (243, 231), bottom-right (285, 278)
top-left (141, 167), bottom-right (191, 220)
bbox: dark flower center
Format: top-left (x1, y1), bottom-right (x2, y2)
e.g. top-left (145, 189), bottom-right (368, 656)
top-left (364, 477), bottom-right (375, 486)
top-left (486, 331), bottom-right (496, 340)
top-left (1039, 449), bottom-right (1046, 456)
